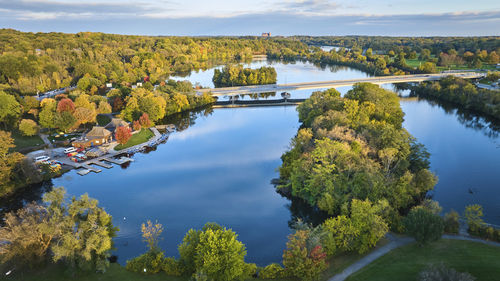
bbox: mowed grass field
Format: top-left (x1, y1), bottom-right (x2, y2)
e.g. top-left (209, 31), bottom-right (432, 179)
top-left (347, 239), bottom-right (500, 281)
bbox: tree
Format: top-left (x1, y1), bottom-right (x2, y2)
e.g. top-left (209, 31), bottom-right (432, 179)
top-left (54, 111), bottom-right (76, 132)
top-left (44, 187), bottom-right (118, 272)
top-left (139, 112), bottom-right (151, 128)
top-left (142, 220), bottom-right (163, 252)
top-left (464, 204), bottom-right (484, 233)
top-left (18, 119), bottom-right (38, 136)
top-left (178, 222), bottom-right (252, 281)
top-left (56, 98), bottom-right (75, 113)
top-left (321, 215), bottom-right (359, 256)
top-left (283, 230), bottom-right (327, 281)
top-left (404, 208), bottom-right (444, 245)
top-left (23, 96), bottom-right (40, 113)
top-left (443, 210), bottom-right (460, 234)
top-left (0, 91), bottom-right (21, 128)
top-left (115, 126), bottom-right (132, 145)
top-left (133, 120), bottom-right (141, 131)
top-left (349, 199), bottom-right (389, 253)
top-left (73, 107), bottom-right (96, 125)
top-left (0, 203), bottom-right (59, 267)
top-left (97, 101), bottom-right (112, 114)
top-left (0, 131), bottom-right (25, 196)
top-left (38, 106), bottom-right (57, 129)
top-left (418, 62), bottom-right (437, 73)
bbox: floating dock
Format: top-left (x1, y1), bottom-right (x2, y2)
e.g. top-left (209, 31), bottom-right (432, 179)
top-left (92, 160), bottom-right (113, 169)
top-left (104, 156), bottom-right (134, 165)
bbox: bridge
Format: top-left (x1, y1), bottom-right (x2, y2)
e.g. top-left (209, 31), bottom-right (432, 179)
top-left (197, 72), bottom-right (484, 97)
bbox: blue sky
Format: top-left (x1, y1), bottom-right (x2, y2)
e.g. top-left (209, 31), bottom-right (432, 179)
top-left (0, 0), bottom-right (499, 36)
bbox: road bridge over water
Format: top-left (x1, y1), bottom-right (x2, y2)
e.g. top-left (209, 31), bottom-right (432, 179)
top-left (197, 72), bottom-right (483, 97)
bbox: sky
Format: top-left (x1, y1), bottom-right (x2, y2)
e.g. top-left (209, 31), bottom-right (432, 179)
top-left (0, 0), bottom-right (499, 36)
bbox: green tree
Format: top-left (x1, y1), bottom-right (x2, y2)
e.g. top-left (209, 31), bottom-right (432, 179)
top-left (18, 119), bottom-right (38, 136)
top-left (0, 91), bottom-right (21, 128)
top-left (464, 204), bottom-right (484, 233)
top-left (404, 208), bottom-right (444, 245)
top-left (54, 111), bottom-right (76, 132)
top-left (45, 187), bottom-right (118, 272)
top-left (178, 222), bottom-right (252, 281)
top-left (0, 131), bottom-right (25, 196)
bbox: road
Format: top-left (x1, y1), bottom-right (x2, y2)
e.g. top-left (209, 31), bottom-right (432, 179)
top-left (197, 72), bottom-right (484, 97)
top-left (36, 86), bottom-right (76, 101)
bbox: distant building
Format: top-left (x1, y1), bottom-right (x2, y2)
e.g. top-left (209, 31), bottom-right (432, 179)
top-left (106, 83), bottom-right (113, 88)
top-left (72, 126), bottom-right (112, 148)
top-left (261, 32), bottom-right (271, 37)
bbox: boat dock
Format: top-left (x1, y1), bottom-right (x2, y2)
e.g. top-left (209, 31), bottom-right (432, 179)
top-left (104, 156), bottom-right (134, 165)
top-left (57, 127), bottom-right (171, 176)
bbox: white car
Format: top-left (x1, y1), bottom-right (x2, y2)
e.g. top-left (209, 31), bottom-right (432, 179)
top-left (34, 155), bottom-right (50, 163)
top-left (64, 147), bottom-right (77, 154)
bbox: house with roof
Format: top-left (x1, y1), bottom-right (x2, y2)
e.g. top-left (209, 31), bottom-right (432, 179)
top-left (104, 118), bottom-right (129, 132)
top-left (72, 126), bottom-right (112, 148)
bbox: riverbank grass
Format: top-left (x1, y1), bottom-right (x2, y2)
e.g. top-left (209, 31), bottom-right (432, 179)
top-left (346, 239), bottom-right (500, 281)
top-left (114, 129), bottom-right (154, 151)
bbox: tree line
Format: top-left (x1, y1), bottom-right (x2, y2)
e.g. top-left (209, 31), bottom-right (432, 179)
top-left (412, 76), bottom-right (500, 119)
top-left (212, 65), bottom-right (277, 87)
top-left (0, 29), bottom-right (307, 96)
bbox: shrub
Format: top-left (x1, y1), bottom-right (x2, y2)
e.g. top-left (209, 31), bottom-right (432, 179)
top-left (125, 250), bottom-right (165, 274)
top-left (443, 210), bottom-right (460, 234)
top-left (18, 119), bottom-right (38, 136)
top-left (419, 263), bottom-right (475, 281)
top-left (163, 257), bottom-right (183, 276)
top-left (404, 208), bottom-right (444, 245)
top-left (259, 263), bottom-right (286, 279)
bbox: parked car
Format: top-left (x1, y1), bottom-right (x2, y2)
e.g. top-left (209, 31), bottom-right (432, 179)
top-left (64, 147), bottom-right (77, 154)
top-left (34, 155), bottom-right (50, 163)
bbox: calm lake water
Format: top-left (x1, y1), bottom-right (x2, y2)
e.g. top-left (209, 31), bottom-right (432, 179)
top-left (46, 59), bottom-right (500, 265)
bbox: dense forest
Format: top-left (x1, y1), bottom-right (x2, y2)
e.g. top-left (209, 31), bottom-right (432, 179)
top-left (0, 29), bottom-right (307, 95)
top-left (212, 66), bottom-right (277, 87)
top-left (279, 84), bottom-right (437, 231)
top-left (294, 36), bottom-right (500, 54)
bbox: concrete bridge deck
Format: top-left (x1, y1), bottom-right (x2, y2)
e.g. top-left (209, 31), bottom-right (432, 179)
top-left (197, 72), bottom-right (483, 97)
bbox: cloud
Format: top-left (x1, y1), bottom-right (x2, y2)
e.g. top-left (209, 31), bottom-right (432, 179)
top-left (0, 3), bottom-right (499, 36)
top-left (0, 0), bottom-right (175, 20)
top-left (272, 0), bottom-right (341, 15)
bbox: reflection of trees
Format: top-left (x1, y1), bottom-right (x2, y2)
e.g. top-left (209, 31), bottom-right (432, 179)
top-left (274, 186), bottom-right (330, 227)
top-left (160, 106), bottom-right (214, 132)
top-left (285, 197), bottom-right (330, 228)
top-left (0, 181), bottom-right (52, 223)
top-left (408, 93), bottom-right (500, 139)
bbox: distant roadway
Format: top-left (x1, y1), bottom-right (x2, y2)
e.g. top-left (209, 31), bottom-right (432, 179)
top-left (197, 72), bottom-right (484, 97)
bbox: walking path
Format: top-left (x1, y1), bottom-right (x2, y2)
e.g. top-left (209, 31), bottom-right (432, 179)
top-left (328, 233), bottom-right (500, 281)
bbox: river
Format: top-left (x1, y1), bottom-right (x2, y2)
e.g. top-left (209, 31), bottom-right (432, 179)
top-left (40, 59), bottom-right (500, 265)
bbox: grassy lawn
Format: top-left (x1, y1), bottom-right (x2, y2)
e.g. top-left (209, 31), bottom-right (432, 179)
top-left (346, 239), bottom-right (500, 281)
top-left (97, 114), bottom-right (112, 126)
top-left (114, 129), bottom-right (154, 151)
top-left (11, 130), bottom-right (44, 152)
